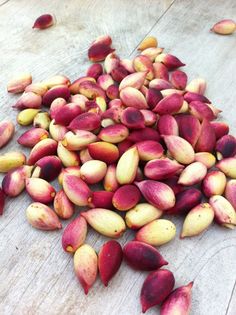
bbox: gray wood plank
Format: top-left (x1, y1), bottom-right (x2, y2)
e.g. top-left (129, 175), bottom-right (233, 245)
top-left (0, 1), bottom-right (175, 315)
top-left (0, 0), bottom-right (236, 314)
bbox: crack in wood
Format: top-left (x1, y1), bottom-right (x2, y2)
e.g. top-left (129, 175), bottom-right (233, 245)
top-left (225, 279), bottom-right (236, 315)
top-left (0, 0), bottom-right (10, 7)
top-left (193, 245), bottom-right (236, 282)
top-left (129, 0), bottom-right (176, 57)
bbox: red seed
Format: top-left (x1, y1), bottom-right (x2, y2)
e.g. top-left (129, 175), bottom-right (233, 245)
top-left (146, 88), bottom-right (163, 109)
top-left (42, 86), bottom-right (70, 106)
top-left (123, 241), bottom-right (168, 271)
top-left (189, 101), bottom-right (215, 121)
top-left (184, 91), bottom-right (210, 104)
top-left (120, 107), bottom-right (145, 129)
top-left (210, 121), bottom-right (229, 140)
top-left (160, 54), bottom-right (185, 70)
top-left (88, 43), bottom-right (115, 62)
top-left (106, 84), bottom-right (119, 99)
top-left (49, 98), bottom-right (67, 119)
top-left (74, 244), bottom-right (98, 294)
top-left (135, 180), bottom-right (175, 211)
top-left (17, 128), bottom-right (49, 148)
top-left (33, 14), bottom-right (54, 29)
top-left (167, 188), bottom-right (202, 215)
top-left (128, 128), bottom-right (160, 142)
top-left (54, 103), bottom-right (82, 126)
top-left (63, 174), bottom-right (92, 206)
top-left (88, 191), bottom-right (114, 209)
top-left (162, 176), bottom-right (184, 195)
top-left (144, 158), bottom-right (184, 180)
top-left (86, 63), bottom-right (103, 79)
top-left (35, 155), bottom-right (62, 181)
top-left (105, 52), bottom-right (120, 74)
top-left (118, 139), bottom-right (133, 156)
top-left (0, 188), bottom-right (5, 215)
top-left (157, 114), bottom-right (179, 136)
top-left (215, 135), bottom-right (236, 159)
top-left (141, 269), bottom-right (175, 313)
top-left (175, 114), bottom-right (201, 148)
top-left (195, 119), bottom-right (216, 152)
top-left (27, 138), bottom-right (57, 165)
top-left (111, 65), bottom-right (129, 82)
top-left (62, 216), bottom-right (87, 253)
top-left (98, 240), bottom-right (123, 286)
top-left (160, 282), bottom-right (193, 315)
top-left (68, 112), bottom-right (101, 131)
top-left (149, 79), bottom-right (172, 91)
top-left (112, 185), bottom-right (141, 211)
top-left (170, 70), bottom-right (188, 90)
top-left (153, 93), bottom-right (183, 115)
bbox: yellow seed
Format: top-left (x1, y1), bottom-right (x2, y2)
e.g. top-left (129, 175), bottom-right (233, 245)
top-left (186, 78), bottom-right (206, 95)
top-left (138, 36), bottom-right (158, 51)
top-left (96, 97), bottom-right (107, 112)
top-left (141, 47), bottom-right (163, 62)
top-left (42, 75), bottom-right (71, 88)
top-left (194, 152), bottom-right (216, 169)
top-left (116, 147), bottom-right (139, 184)
top-left (57, 141), bottom-right (80, 167)
top-left (81, 208), bottom-right (126, 238)
top-left (125, 203), bottom-right (163, 229)
top-left (25, 82), bottom-right (48, 96)
top-left (136, 219), bottom-right (176, 246)
top-left (181, 203), bottom-right (214, 238)
top-left (216, 158), bottom-right (236, 178)
top-left (33, 112), bottom-right (51, 130)
top-left (0, 151), bottom-right (26, 173)
top-left (17, 109), bottom-right (40, 126)
top-left (176, 100), bottom-right (188, 114)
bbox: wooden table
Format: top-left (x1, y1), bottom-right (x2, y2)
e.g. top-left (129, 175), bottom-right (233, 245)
top-left (0, 0), bottom-right (236, 314)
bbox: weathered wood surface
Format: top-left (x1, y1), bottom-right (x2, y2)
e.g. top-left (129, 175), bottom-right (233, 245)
top-left (0, 0), bottom-right (236, 314)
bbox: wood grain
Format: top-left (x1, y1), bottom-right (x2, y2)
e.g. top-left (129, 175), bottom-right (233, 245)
top-left (0, 0), bottom-right (236, 314)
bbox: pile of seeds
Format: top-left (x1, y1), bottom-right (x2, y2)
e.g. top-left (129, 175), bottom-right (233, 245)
top-left (1, 34), bottom-right (236, 314)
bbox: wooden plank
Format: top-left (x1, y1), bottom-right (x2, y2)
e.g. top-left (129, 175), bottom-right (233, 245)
top-left (141, 1), bottom-right (236, 315)
top-left (226, 281), bottom-right (236, 315)
top-left (0, 1), bottom-right (175, 315)
top-left (0, 0), bottom-right (236, 314)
